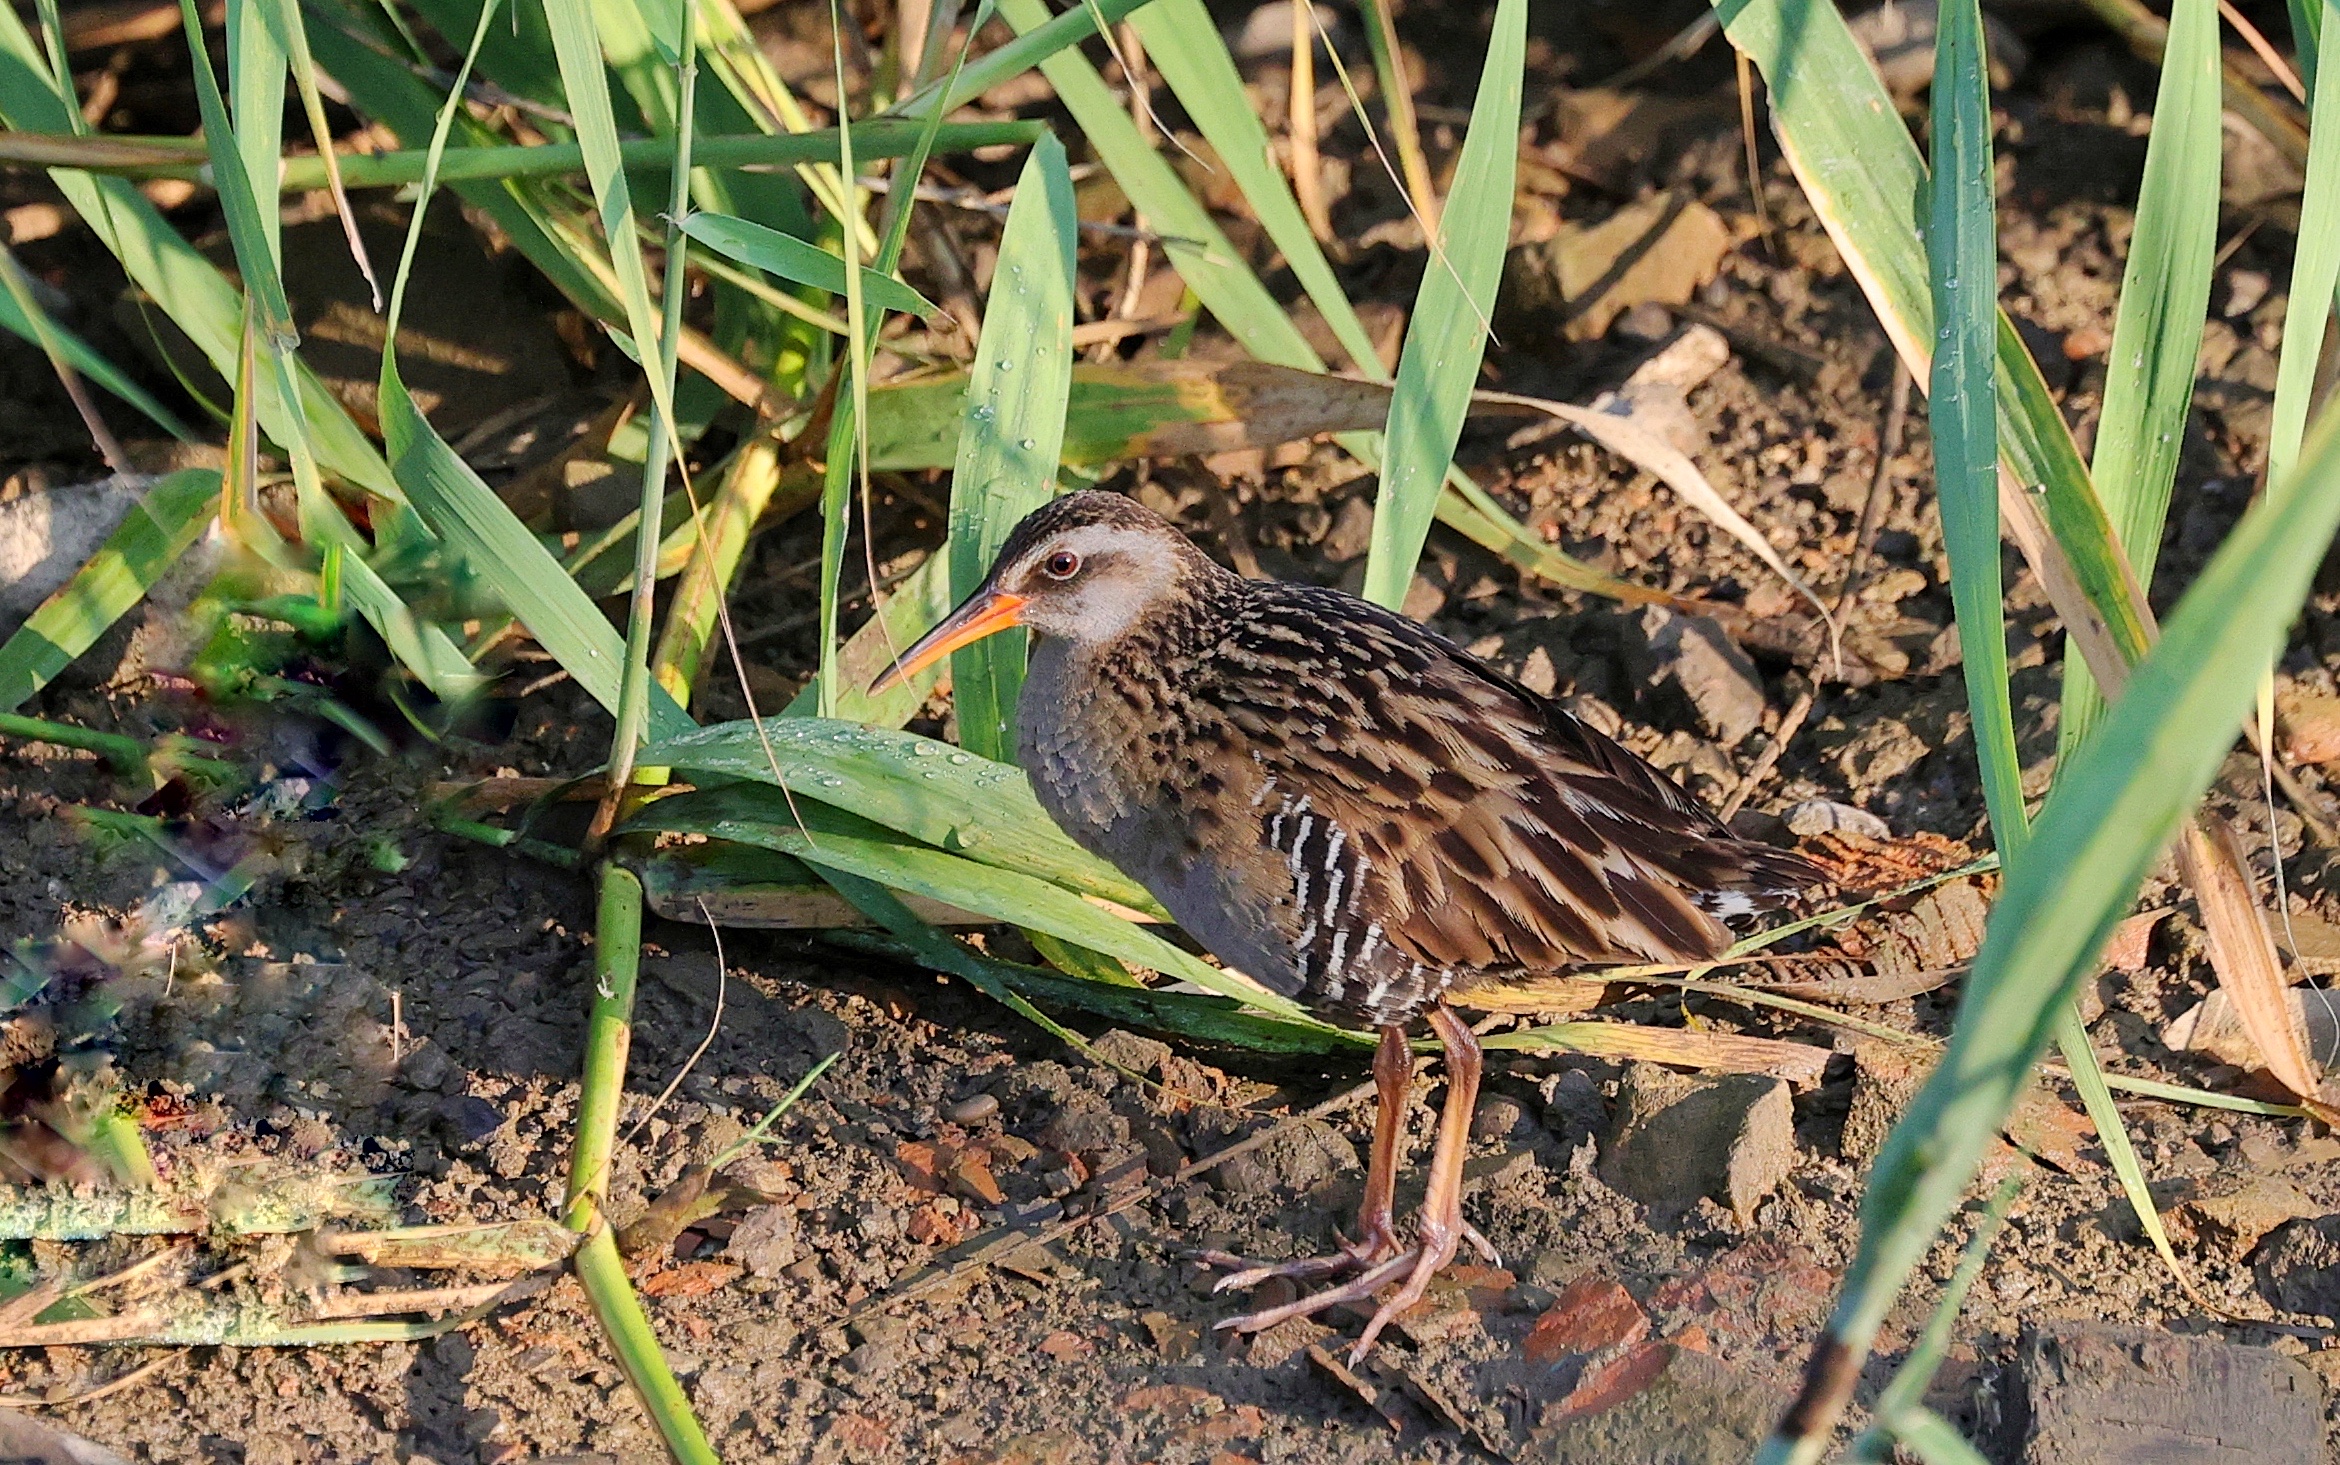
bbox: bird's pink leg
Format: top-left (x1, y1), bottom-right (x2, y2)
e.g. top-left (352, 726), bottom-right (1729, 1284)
top-left (1202, 1024), bottom-right (1412, 1294)
top-left (1346, 1004), bottom-right (1480, 1362)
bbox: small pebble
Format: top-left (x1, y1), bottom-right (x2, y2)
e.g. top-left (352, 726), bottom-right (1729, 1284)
top-left (1783, 798), bottom-right (1891, 840)
top-left (1472, 1093), bottom-right (1532, 1142)
top-left (442, 1094), bottom-right (506, 1146)
top-left (949, 1093), bottom-right (1000, 1125)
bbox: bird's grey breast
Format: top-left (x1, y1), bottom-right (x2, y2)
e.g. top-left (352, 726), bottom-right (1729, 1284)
top-left (1016, 634), bottom-right (1305, 995)
top-left (1017, 635), bottom-right (1153, 867)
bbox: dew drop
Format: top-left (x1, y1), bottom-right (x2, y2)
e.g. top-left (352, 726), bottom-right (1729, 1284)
top-left (948, 752), bottom-right (973, 765)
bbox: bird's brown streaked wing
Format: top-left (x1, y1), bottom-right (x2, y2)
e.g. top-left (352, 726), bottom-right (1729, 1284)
top-left (1208, 584), bottom-right (1801, 979)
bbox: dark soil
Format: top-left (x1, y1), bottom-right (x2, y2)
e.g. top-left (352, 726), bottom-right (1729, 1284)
top-left (3, 1), bottom-right (2338, 1462)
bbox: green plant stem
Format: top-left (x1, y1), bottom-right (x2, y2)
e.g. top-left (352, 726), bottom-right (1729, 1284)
top-left (0, 121), bottom-right (1043, 188)
top-left (0, 712), bottom-right (147, 773)
top-left (570, 1227), bottom-right (720, 1465)
top-left (605, 10), bottom-right (700, 801)
top-left (567, 864), bottom-right (644, 1224)
top-left (652, 439), bottom-right (782, 706)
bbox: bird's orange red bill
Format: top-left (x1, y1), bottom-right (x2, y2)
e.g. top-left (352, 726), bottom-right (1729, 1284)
top-left (868, 590), bottom-right (1029, 694)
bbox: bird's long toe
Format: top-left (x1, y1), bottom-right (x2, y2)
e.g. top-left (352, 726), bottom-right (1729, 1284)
top-left (1210, 1249), bottom-right (1421, 1335)
top-left (1346, 1223), bottom-right (1462, 1361)
top-left (1460, 1220), bottom-right (1500, 1265)
top-left (1199, 1224), bottom-right (1407, 1295)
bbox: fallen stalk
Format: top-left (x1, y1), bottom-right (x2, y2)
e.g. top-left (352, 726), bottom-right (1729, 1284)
top-left (0, 120), bottom-right (1046, 189)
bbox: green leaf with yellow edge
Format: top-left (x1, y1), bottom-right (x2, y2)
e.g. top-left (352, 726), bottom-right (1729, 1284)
top-left (865, 360), bottom-right (1395, 471)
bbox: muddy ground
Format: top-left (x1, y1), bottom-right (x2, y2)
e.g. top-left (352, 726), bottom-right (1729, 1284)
top-left (4, 0), bottom-right (2340, 1461)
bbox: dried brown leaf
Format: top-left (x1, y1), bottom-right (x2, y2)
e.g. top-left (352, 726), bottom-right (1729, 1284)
top-left (2177, 815), bottom-right (2326, 1107)
top-left (1497, 1022), bottom-right (1830, 1085)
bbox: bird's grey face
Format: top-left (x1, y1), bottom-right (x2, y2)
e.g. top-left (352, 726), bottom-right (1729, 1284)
top-left (867, 506), bottom-right (1196, 693)
top-left (983, 520), bottom-right (1182, 646)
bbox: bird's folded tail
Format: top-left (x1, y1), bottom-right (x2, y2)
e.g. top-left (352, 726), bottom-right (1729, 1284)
top-left (1686, 838), bottom-right (1829, 921)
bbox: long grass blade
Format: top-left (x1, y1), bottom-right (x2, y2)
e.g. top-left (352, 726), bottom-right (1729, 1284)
top-left (1927, 0), bottom-right (2023, 862)
top-left (811, 149), bottom-right (868, 717)
top-left (995, 0), bottom-right (1680, 607)
top-left (1712, 0), bottom-right (2153, 678)
top-left (1133, 0), bottom-right (1383, 377)
top-left (651, 439), bottom-right (783, 706)
top-left (948, 134), bottom-right (1076, 757)
top-left (1359, 0), bottom-right (1522, 608)
top-left (1848, 1178), bottom-right (2020, 1463)
top-left (2053, 1002), bottom-right (2201, 1284)
top-left (639, 716), bottom-right (1158, 910)
top-left (0, 245), bottom-right (192, 439)
top-left (2059, 0), bottom-right (2223, 755)
top-left (257, 0), bottom-right (382, 307)
top-left (903, 0), bottom-right (1153, 115)
top-left (629, 784), bottom-right (1334, 1029)
top-left (2296, 0), bottom-right (2324, 91)
top-left (179, 0), bottom-right (476, 700)
top-left (0, 118), bottom-right (1049, 186)
top-left (828, 917), bottom-right (1356, 1053)
top-left (601, 0), bottom-right (700, 807)
top-left (1759, 402), bottom-right (2340, 1461)
top-left (375, 0), bottom-right (687, 737)
top-left (2272, 0), bottom-right (2340, 489)
top-left (1355, 0), bottom-right (1438, 233)
top-left (225, 0), bottom-right (287, 268)
top-left (542, 0), bottom-right (680, 431)
top-left (679, 212), bottom-right (939, 317)
top-left (784, 553), bottom-right (955, 727)
top-left (0, 10), bottom-right (392, 498)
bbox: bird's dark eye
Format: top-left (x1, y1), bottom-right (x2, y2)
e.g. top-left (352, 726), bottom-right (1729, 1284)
top-left (1042, 550), bottom-right (1082, 579)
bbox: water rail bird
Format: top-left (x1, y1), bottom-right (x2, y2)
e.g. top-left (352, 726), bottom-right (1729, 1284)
top-left (874, 490), bottom-right (1817, 1358)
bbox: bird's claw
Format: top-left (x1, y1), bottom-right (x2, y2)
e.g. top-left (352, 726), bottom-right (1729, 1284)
top-left (1210, 1218), bottom-right (1481, 1361)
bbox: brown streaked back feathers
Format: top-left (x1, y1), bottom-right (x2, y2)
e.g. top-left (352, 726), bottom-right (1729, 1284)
top-left (1202, 583), bottom-right (1813, 984)
top-left (998, 491), bottom-right (1818, 1029)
